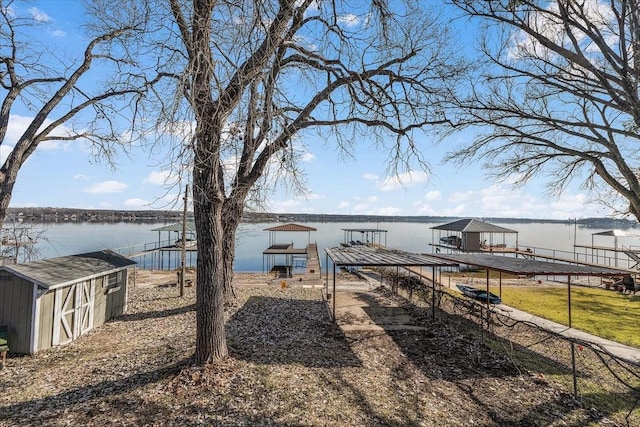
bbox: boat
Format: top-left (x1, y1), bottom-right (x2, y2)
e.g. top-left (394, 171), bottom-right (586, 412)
top-left (456, 284), bottom-right (502, 304)
top-left (439, 235), bottom-right (462, 246)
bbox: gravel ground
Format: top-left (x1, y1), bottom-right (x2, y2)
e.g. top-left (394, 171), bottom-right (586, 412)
top-left (0, 270), bottom-right (619, 426)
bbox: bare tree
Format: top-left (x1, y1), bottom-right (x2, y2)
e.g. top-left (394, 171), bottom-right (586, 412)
top-left (147, 0), bottom-right (466, 365)
top-left (0, 219), bottom-right (46, 263)
top-left (0, 0), bottom-right (159, 226)
top-left (447, 0), bottom-right (640, 218)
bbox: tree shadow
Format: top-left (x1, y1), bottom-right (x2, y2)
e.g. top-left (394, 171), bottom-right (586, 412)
top-left (0, 359), bottom-right (190, 423)
top-left (356, 290), bottom-right (525, 380)
top-left (351, 289), bottom-right (601, 424)
top-left (226, 295), bottom-right (361, 368)
top-left (115, 304), bottom-right (195, 322)
top-left (515, 389), bottom-right (640, 426)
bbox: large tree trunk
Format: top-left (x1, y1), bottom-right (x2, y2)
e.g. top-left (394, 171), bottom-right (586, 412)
top-left (193, 161), bottom-right (228, 365)
top-left (0, 159), bottom-right (21, 227)
top-left (221, 206), bottom-right (241, 302)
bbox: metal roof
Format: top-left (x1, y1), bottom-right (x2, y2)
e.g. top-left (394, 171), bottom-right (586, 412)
top-left (429, 253), bottom-right (626, 276)
top-left (325, 245), bottom-right (458, 268)
top-left (151, 222), bottom-right (196, 232)
top-left (431, 219), bottom-right (518, 234)
top-left (263, 223), bottom-right (317, 232)
top-left (592, 229), bottom-right (640, 237)
top-left (1, 250), bottom-right (136, 289)
top-left (341, 228), bottom-right (388, 233)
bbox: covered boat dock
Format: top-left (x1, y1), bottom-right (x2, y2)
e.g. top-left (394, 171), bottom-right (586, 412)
top-left (263, 223), bottom-right (318, 277)
top-left (430, 218), bottom-right (518, 252)
top-left (341, 227), bottom-right (388, 247)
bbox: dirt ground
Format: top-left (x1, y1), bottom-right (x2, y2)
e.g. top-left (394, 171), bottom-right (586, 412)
top-left (0, 269), bottom-right (622, 426)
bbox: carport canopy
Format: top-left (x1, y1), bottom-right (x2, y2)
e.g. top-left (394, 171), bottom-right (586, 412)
top-left (429, 252), bottom-right (630, 330)
top-left (428, 252), bottom-right (628, 277)
top-left (326, 245), bottom-right (459, 269)
top-left (324, 245), bottom-right (459, 321)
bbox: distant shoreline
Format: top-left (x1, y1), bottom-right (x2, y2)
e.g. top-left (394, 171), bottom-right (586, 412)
top-left (4, 207), bottom-right (638, 227)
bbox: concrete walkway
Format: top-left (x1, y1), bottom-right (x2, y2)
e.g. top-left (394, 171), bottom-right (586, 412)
top-left (330, 267), bottom-right (640, 365)
top-left (333, 290), bottom-right (431, 335)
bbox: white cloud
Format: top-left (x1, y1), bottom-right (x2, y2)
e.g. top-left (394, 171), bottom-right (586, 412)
top-left (443, 204), bottom-right (467, 216)
top-left (301, 152), bottom-right (315, 162)
top-left (425, 190), bottom-right (441, 201)
top-left (415, 203), bottom-right (437, 215)
top-left (338, 13), bottom-right (361, 27)
top-left (52, 29), bottom-right (66, 37)
top-left (337, 201), bottom-right (350, 210)
top-left (1, 144), bottom-right (13, 164)
top-left (83, 180), bottom-right (128, 194)
top-left (448, 190), bottom-right (474, 203)
top-left (363, 173), bottom-right (378, 181)
top-left (5, 114), bottom-right (76, 150)
top-left (28, 7), bottom-right (50, 22)
top-left (124, 198), bottom-right (149, 208)
top-left (377, 171), bottom-right (429, 192)
top-left (376, 206), bottom-right (404, 216)
top-left (143, 170), bottom-right (172, 186)
top-left (74, 174), bottom-right (89, 181)
top-left (307, 192), bottom-right (325, 201)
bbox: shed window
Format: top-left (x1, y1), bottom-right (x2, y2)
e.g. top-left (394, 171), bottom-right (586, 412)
top-left (108, 272), bottom-right (118, 286)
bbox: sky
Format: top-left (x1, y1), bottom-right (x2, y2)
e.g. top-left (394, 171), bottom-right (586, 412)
top-left (1, 1), bottom-right (620, 221)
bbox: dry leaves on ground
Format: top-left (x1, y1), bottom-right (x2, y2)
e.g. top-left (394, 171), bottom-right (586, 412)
top-left (0, 272), bottom-right (618, 426)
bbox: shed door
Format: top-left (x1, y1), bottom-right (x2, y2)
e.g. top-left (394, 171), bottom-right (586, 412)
top-left (52, 280), bottom-right (95, 346)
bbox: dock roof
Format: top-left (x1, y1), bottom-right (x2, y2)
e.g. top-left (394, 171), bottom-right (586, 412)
top-left (431, 219), bottom-right (517, 234)
top-left (263, 223), bottom-right (317, 232)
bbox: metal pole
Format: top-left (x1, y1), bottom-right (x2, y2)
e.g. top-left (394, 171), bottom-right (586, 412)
top-left (432, 265), bottom-right (436, 321)
top-left (486, 269), bottom-right (490, 307)
top-left (180, 184), bottom-right (188, 297)
top-left (568, 276), bottom-right (578, 398)
top-left (332, 263), bottom-right (336, 322)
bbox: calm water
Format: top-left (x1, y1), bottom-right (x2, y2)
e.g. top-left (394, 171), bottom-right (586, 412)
top-left (18, 220), bottom-right (640, 271)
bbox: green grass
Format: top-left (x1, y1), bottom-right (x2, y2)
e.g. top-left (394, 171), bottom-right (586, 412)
top-left (495, 285), bottom-right (640, 347)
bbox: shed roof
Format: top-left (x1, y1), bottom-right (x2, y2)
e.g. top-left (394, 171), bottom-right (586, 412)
top-left (431, 219), bottom-right (517, 234)
top-left (429, 253), bottom-right (626, 276)
top-left (326, 245), bottom-right (458, 268)
top-left (1, 250), bottom-right (136, 289)
top-left (263, 223), bottom-right (317, 232)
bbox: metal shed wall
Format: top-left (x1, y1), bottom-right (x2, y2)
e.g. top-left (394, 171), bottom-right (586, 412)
top-left (37, 289), bottom-right (55, 352)
top-left (0, 272), bottom-right (34, 354)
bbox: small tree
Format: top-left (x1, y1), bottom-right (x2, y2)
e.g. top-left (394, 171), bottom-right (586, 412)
top-left (0, 219), bottom-right (46, 263)
top-left (0, 0), bottom-right (159, 227)
top-left (148, 0), bottom-right (466, 364)
top-left (447, 0), bottom-right (640, 218)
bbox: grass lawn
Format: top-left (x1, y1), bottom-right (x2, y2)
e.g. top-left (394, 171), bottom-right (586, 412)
top-left (495, 285), bottom-right (640, 347)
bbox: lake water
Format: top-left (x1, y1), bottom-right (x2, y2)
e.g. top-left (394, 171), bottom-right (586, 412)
top-left (18, 219), bottom-right (640, 272)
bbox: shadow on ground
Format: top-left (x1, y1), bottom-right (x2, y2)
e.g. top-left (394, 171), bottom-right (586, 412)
top-left (226, 295), bottom-right (361, 368)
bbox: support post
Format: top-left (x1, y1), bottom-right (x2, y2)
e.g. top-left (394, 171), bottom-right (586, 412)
top-left (332, 263), bottom-right (336, 322)
top-left (179, 184), bottom-right (188, 297)
top-left (431, 265), bottom-right (436, 321)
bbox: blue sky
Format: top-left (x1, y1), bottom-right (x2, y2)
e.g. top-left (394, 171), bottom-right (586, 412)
top-left (2, 1), bottom-right (616, 220)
